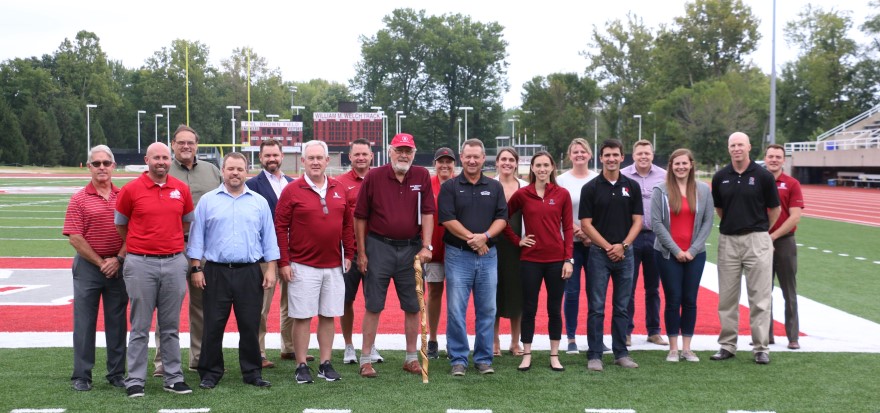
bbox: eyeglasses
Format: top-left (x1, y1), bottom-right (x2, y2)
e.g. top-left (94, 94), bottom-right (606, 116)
top-left (174, 140), bottom-right (197, 146)
top-left (319, 197), bottom-right (328, 215)
top-left (90, 160), bottom-right (113, 168)
top-left (393, 147), bottom-right (414, 155)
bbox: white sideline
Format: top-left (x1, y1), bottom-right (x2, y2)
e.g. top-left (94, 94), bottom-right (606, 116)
top-left (158, 410), bottom-right (210, 413)
top-left (585, 409), bottom-right (636, 413)
top-left (447, 410), bottom-right (492, 413)
top-left (10, 410), bottom-right (66, 413)
top-left (2, 264), bottom-right (880, 352)
top-left (303, 410), bottom-right (351, 413)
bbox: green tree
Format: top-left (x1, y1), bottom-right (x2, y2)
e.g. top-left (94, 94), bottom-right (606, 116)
top-left (521, 73), bottom-right (600, 160)
top-left (21, 103), bottom-right (63, 165)
top-left (0, 98), bottom-right (28, 164)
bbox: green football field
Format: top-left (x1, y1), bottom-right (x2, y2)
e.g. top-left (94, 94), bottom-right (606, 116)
top-left (1, 175), bottom-right (879, 412)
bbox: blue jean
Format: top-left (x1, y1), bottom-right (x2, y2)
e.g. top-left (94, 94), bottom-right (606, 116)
top-left (564, 241), bottom-right (590, 339)
top-left (656, 251), bottom-right (706, 337)
top-left (445, 244), bottom-right (498, 367)
top-left (586, 245), bottom-right (633, 360)
top-left (627, 231), bottom-right (661, 336)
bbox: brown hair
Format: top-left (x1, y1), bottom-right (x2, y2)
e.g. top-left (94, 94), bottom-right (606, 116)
top-left (632, 139), bottom-right (653, 152)
top-left (172, 124), bottom-right (199, 142)
top-left (665, 148), bottom-right (697, 215)
top-left (259, 139), bottom-right (283, 154)
top-left (765, 143), bottom-right (785, 156)
top-left (528, 151), bottom-right (557, 185)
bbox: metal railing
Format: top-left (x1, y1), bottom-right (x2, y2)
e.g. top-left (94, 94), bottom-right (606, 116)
top-left (785, 136), bottom-right (880, 153)
top-left (815, 103), bottom-right (880, 141)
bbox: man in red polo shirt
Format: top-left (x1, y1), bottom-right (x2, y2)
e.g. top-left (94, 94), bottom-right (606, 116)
top-left (115, 142), bottom-right (194, 398)
top-left (64, 145), bottom-right (128, 392)
top-left (354, 133), bottom-right (435, 378)
top-left (764, 144), bottom-right (805, 350)
top-left (336, 138), bottom-right (384, 365)
top-left (275, 140), bottom-right (355, 384)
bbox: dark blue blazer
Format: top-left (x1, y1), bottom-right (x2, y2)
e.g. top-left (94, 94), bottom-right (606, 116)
top-left (245, 171), bottom-right (294, 219)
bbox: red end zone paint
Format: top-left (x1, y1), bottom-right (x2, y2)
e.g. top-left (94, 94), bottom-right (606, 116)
top-left (0, 258), bottom-right (72, 269)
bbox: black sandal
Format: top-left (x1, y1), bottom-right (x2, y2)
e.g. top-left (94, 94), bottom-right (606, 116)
top-left (517, 353), bottom-right (532, 371)
top-left (549, 353), bottom-right (565, 371)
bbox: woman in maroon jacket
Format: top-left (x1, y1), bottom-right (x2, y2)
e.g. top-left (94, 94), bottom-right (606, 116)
top-left (505, 151), bottom-right (573, 372)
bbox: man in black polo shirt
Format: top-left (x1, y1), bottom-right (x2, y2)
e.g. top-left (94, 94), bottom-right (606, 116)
top-left (580, 139), bottom-right (643, 372)
top-left (438, 139), bottom-right (508, 376)
top-left (710, 132), bottom-right (781, 365)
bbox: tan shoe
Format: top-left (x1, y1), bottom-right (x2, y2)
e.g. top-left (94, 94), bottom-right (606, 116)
top-left (626, 335), bottom-right (632, 346)
top-left (359, 362), bottom-right (378, 378)
top-left (647, 334), bottom-right (669, 345)
top-left (614, 356), bottom-right (639, 368)
top-left (587, 359), bottom-right (604, 372)
top-left (261, 357), bottom-right (275, 368)
top-left (402, 359), bottom-right (422, 375)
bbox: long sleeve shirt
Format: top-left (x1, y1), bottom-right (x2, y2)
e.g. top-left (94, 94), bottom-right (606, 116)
top-left (505, 183), bottom-right (573, 263)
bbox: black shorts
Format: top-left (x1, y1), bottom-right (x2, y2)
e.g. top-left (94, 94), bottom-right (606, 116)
top-left (364, 237), bottom-right (420, 313)
top-left (343, 255), bottom-right (365, 302)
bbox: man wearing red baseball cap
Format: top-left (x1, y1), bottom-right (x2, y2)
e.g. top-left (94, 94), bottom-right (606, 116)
top-left (354, 133), bottom-right (435, 378)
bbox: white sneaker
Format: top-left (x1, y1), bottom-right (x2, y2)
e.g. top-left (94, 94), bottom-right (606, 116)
top-left (681, 351), bottom-right (700, 362)
top-left (370, 345), bottom-right (384, 363)
top-left (666, 350), bottom-right (680, 362)
top-left (343, 344), bottom-right (357, 364)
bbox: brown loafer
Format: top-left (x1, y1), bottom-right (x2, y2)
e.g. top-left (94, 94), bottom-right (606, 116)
top-left (647, 334), bottom-right (669, 346)
top-left (710, 349), bottom-right (735, 361)
top-left (152, 368), bottom-right (164, 378)
top-left (359, 363), bottom-right (378, 378)
top-left (787, 342), bottom-right (800, 350)
top-left (280, 352), bottom-right (296, 360)
top-left (402, 360), bottom-right (422, 375)
top-left (261, 357), bottom-right (275, 368)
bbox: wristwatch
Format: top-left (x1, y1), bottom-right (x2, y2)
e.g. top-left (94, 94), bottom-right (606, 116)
top-left (567, 258), bottom-right (574, 264)
top-left (424, 245), bottom-right (433, 251)
top-left (622, 242), bottom-right (630, 251)
top-left (191, 265), bottom-right (203, 274)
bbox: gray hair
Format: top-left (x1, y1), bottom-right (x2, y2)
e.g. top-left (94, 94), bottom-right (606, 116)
top-left (302, 140), bottom-right (329, 157)
top-left (88, 145), bottom-right (115, 163)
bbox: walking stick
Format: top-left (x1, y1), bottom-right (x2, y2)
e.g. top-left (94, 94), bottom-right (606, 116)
top-left (413, 256), bottom-right (429, 383)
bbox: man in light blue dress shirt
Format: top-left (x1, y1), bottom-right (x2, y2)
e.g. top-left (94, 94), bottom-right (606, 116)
top-left (186, 152), bottom-right (280, 389)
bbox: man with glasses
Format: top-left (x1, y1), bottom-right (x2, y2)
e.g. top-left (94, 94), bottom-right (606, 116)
top-left (150, 125), bottom-right (221, 377)
top-left (274, 140), bottom-right (355, 384)
top-left (354, 133), bottom-right (434, 378)
top-left (64, 145), bottom-right (128, 391)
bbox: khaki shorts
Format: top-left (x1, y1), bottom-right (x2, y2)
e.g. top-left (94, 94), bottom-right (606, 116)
top-left (287, 262), bottom-right (344, 318)
top-left (424, 262), bottom-right (445, 283)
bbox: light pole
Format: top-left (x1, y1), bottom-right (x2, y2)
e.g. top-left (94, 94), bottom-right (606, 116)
top-left (162, 104), bottom-right (176, 146)
top-left (137, 110), bottom-right (146, 154)
top-left (245, 109), bottom-right (260, 149)
top-left (457, 118), bottom-right (462, 151)
top-left (522, 110), bottom-right (533, 145)
top-left (395, 111), bottom-right (404, 135)
top-left (633, 114), bottom-right (642, 141)
top-left (398, 115), bottom-right (407, 133)
top-left (226, 105), bottom-right (241, 151)
top-left (647, 111), bottom-right (656, 150)
top-left (458, 106), bottom-right (473, 149)
top-left (267, 114), bottom-right (279, 122)
top-left (86, 104), bottom-right (97, 161)
top-left (592, 106), bottom-right (602, 171)
top-left (508, 117), bottom-right (518, 146)
top-left (289, 86), bottom-right (297, 108)
top-left (291, 105), bottom-right (305, 116)
top-left (370, 106), bottom-right (383, 164)
top-left (154, 114), bottom-right (163, 143)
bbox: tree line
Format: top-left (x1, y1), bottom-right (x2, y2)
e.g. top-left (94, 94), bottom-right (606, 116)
top-left (1, 1), bottom-right (878, 167)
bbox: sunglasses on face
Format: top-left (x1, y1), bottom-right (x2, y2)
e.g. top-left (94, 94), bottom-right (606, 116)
top-left (90, 160), bottom-right (113, 168)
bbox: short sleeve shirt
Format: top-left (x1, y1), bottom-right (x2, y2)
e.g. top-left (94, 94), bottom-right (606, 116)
top-left (579, 173), bottom-right (643, 244)
top-left (63, 182), bottom-right (123, 257)
top-left (115, 173), bottom-right (194, 255)
top-left (354, 164), bottom-right (435, 240)
top-left (712, 161), bottom-right (781, 235)
top-left (769, 172), bottom-right (805, 234)
top-left (437, 173), bottom-right (508, 250)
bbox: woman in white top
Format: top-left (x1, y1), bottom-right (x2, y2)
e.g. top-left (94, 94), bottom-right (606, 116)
top-left (555, 138), bottom-right (599, 354)
top-left (493, 147), bottom-right (528, 357)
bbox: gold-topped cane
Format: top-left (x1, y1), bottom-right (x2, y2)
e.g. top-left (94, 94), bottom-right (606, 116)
top-left (413, 256), bottom-right (429, 383)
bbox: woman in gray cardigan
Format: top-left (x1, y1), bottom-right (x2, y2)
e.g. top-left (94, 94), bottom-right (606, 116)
top-left (650, 148), bottom-right (714, 362)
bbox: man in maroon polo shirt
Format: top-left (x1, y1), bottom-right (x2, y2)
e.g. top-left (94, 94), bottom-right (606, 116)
top-left (275, 140), bottom-right (355, 383)
top-left (336, 138), bottom-right (384, 365)
top-left (64, 145), bottom-right (128, 392)
top-left (115, 142), bottom-right (195, 398)
top-left (354, 133), bottom-right (435, 378)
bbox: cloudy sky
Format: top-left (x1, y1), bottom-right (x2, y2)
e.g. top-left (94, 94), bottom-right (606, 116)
top-left (1, 0), bottom-right (873, 108)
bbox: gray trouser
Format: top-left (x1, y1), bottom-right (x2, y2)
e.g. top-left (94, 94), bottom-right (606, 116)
top-left (71, 254), bottom-right (128, 383)
top-left (123, 253), bottom-right (187, 388)
top-left (771, 234), bottom-right (799, 342)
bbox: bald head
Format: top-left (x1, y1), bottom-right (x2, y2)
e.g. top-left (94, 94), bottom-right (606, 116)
top-left (727, 131), bottom-right (751, 166)
top-left (145, 142), bottom-right (172, 181)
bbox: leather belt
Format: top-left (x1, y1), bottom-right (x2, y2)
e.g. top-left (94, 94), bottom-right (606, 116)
top-left (207, 261), bottom-right (259, 269)
top-left (369, 232), bottom-right (421, 247)
top-left (128, 252), bottom-right (182, 259)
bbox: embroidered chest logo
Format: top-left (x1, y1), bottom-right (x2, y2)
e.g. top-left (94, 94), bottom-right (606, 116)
top-left (410, 185), bottom-right (422, 191)
top-left (347, 186), bottom-right (356, 190)
top-left (333, 191), bottom-right (342, 199)
top-left (778, 182), bottom-right (787, 189)
top-left (548, 198), bottom-right (556, 205)
top-left (480, 191), bottom-right (491, 196)
top-left (749, 177), bottom-right (755, 186)
top-left (621, 187), bottom-right (630, 197)
top-left (169, 189), bottom-right (182, 199)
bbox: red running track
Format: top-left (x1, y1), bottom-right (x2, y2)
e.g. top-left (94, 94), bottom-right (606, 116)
top-left (800, 185), bottom-right (880, 227)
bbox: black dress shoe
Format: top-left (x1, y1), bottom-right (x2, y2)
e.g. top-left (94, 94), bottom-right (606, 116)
top-left (108, 376), bottom-right (125, 388)
top-left (199, 379), bottom-right (216, 389)
top-left (245, 377), bottom-right (272, 388)
top-left (72, 378), bottom-right (91, 391)
top-left (754, 352), bottom-right (770, 365)
top-left (710, 349), bottom-right (736, 361)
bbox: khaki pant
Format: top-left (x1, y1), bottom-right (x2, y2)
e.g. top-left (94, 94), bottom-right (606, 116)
top-left (717, 232), bottom-right (773, 354)
top-left (259, 263), bottom-right (294, 355)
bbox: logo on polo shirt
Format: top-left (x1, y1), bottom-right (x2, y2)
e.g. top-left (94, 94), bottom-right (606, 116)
top-left (481, 191), bottom-right (491, 196)
top-left (749, 177), bottom-right (755, 186)
top-left (333, 191), bottom-right (342, 199)
top-left (779, 182), bottom-right (787, 189)
top-left (621, 187), bottom-right (630, 197)
top-left (347, 186), bottom-right (356, 190)
top-left (410, 185), bottom-right (422, 191)
top-left (170, 189), bottom-right (182, 199)
top-left (549, 198), bottom-right (556, 205)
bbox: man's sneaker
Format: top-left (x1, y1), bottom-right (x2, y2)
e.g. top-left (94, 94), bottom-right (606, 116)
top-left (163, 382), bottom-right (192, 394)
top-left (427, 340), bottom-right (439, 359)
top-left (317, 361), bottom-right (341, 382)
top-left (451, 364), bottom-right (466, 376)
top-left (295, 363), bottom-right (313, 384)
top-left (370, 345), bottom-right (384, 363)
top-left (343, 345), bottom-right (357, 364)
top-left (614, 356), bottom-right (639, 368)
top-left (566, 342), bottom-right (579, 354)
top-left (475, 363), bottom-right (494, 374)
top-left (126, 385), bottom-right (145, 398)
top-left (587, 359), bottom-right (604, 372)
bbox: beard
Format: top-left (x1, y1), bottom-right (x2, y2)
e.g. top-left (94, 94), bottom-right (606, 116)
top-left (392, 161), bottom-right (411, 174)
top-left (263, 161), bottom-right (279, 173)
